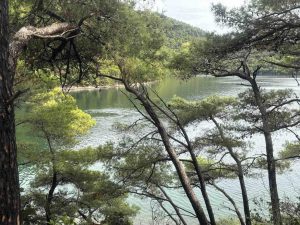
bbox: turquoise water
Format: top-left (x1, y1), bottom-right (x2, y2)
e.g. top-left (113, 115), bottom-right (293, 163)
top-left (24, 75), bottom-right (300, 224)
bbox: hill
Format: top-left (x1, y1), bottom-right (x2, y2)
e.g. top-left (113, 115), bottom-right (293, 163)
top-left (158, 14), bottom-right (206, 48)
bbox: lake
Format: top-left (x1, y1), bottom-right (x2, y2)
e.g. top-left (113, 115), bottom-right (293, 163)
top-left (44, 76), bottom-right (300, 224)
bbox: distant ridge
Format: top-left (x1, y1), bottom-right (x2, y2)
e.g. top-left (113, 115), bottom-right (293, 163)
top-left (157, 13), bottom-right (206, 48)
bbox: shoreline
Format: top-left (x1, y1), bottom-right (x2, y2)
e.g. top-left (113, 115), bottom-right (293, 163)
top-left (67, 80), bottom-right (158, 92)
top-left (67, 84), bottom-right (124, 92)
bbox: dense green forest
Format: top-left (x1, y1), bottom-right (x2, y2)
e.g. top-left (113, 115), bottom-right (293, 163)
top-left (1, 0), bottom-right (300, 225)
top-left (157, 14), bottom-right (206, 48)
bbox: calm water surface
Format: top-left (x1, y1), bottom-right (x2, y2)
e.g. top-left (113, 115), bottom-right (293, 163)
top-left (71, 76), bottom-right (300, 224)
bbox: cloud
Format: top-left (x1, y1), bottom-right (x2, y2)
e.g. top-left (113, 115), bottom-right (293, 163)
top-left (154, 0), bottom-right (246, 33)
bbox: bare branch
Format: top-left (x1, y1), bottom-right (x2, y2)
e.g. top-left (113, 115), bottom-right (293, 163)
top-left (9, 23), bottom-right (79, 73)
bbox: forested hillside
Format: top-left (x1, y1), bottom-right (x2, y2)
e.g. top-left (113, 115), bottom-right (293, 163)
top-left (157, 14), bottom-right (206, 48)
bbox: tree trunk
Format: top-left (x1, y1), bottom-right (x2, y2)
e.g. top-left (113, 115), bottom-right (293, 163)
top-left (187, 146), bottom-right (216, 225)
top-left (264, 131), bottom-right (282, 225)
top-left (0, 3), bottom-right (85, 225)
top-left (178, 116), bottom-right (216, 225)
top-left (158, 185), bottom-right (188, 225)
top-left (237, 166), bottom-right (251, 225)
top-left (45, 172), bottom-right (58, 224)
top-left (123, 82), bottom-right (210, 225)
top-left (212, 183), bottom-right (245, 225)
top-left (250, 79), bottom-right (282, 225)
top-left (0, 0), bottom-right (21, 224)
top-left (211, 116), bottom-right (251, 225)
top-left (44, 133), bottom-right (58, 224)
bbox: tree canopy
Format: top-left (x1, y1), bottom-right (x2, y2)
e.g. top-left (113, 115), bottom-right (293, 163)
top-left (2, 0), bottom-right (300, 225)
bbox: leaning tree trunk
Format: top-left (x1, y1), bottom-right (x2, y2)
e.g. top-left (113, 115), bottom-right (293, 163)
top-left (250, 79), bottom-right (282, 225)
top-left (211, 116), bottom-right (251, 225)
top-left (123, 82), bottom-right (210, 225)
top-left (0, 0), bottom-right (21, 224)
top-left (177, 114), bottom-right (216, 225)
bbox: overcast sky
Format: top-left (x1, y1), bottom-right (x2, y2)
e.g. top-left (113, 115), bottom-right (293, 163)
top-left (151, 0), bottom-right (246, 33)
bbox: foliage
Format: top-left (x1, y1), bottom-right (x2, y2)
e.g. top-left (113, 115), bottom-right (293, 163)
top-left (94, 137), bottom-right (187, 224)
top-left (234, 88), bottom-right (300, 133)
top-left (217, 218), bottom-right (241, 225)
top-left (8, 0), bottom-right (202, 225)
top-left (252, 196), bottom-right (300, 225)
top-left (98, 138), bottom-right (174, 188)
top-left (19, 89), bottom-right (137, 224)
top-left (169, 95), bottom-right (236, 125)
top-left (170, 1), bottom-right (300, 225)
top-left (49, 215), bottom-right (76, 225)
top-left (184, 157), bottom-right (237, 183)
top-left (27, 88), bottom-right (95, 146)
top-left (12, 0), bottom-right (300, 224)
top-left (209, 0), bottom-right (300, 74)
top-left (156, 13), bottom-right (205, 49)
top-left (10, 0), bottom-right (205, 88)
top-left (280, 142), bottom-right (300, 160)
top-left (280, 197), bottom-right (300, 225)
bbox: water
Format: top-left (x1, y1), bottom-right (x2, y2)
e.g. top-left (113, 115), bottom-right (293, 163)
top-left (70, 75), bottom-right (300, 224)
top-left (24, 75), bottom-right (300, 224)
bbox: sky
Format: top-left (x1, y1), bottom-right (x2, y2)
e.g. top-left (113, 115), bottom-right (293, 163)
top-left (150, 0), bottom-right (246, 33)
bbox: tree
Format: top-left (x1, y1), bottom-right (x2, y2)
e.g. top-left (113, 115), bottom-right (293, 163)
top-left (169, 1), bottom-right (300, 224)
top-left (0, 1), bottom-right (156, 223)
top-left (97, 134), bottom-right (198, 225)
top-left (19, 88), bottom-right (137, 225)
top-left (0, 1), bottom-right (21, 224)
top-left (98, 66), bottom-right (217, 224)
top-left (24, 88), bottom-right (95, 224)
top-left (1, 1), bottom-right (213, 224)
top-left (94, 9), bottom-right (215, 224)
top-left (169, 95), bottom-right (253, 225)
